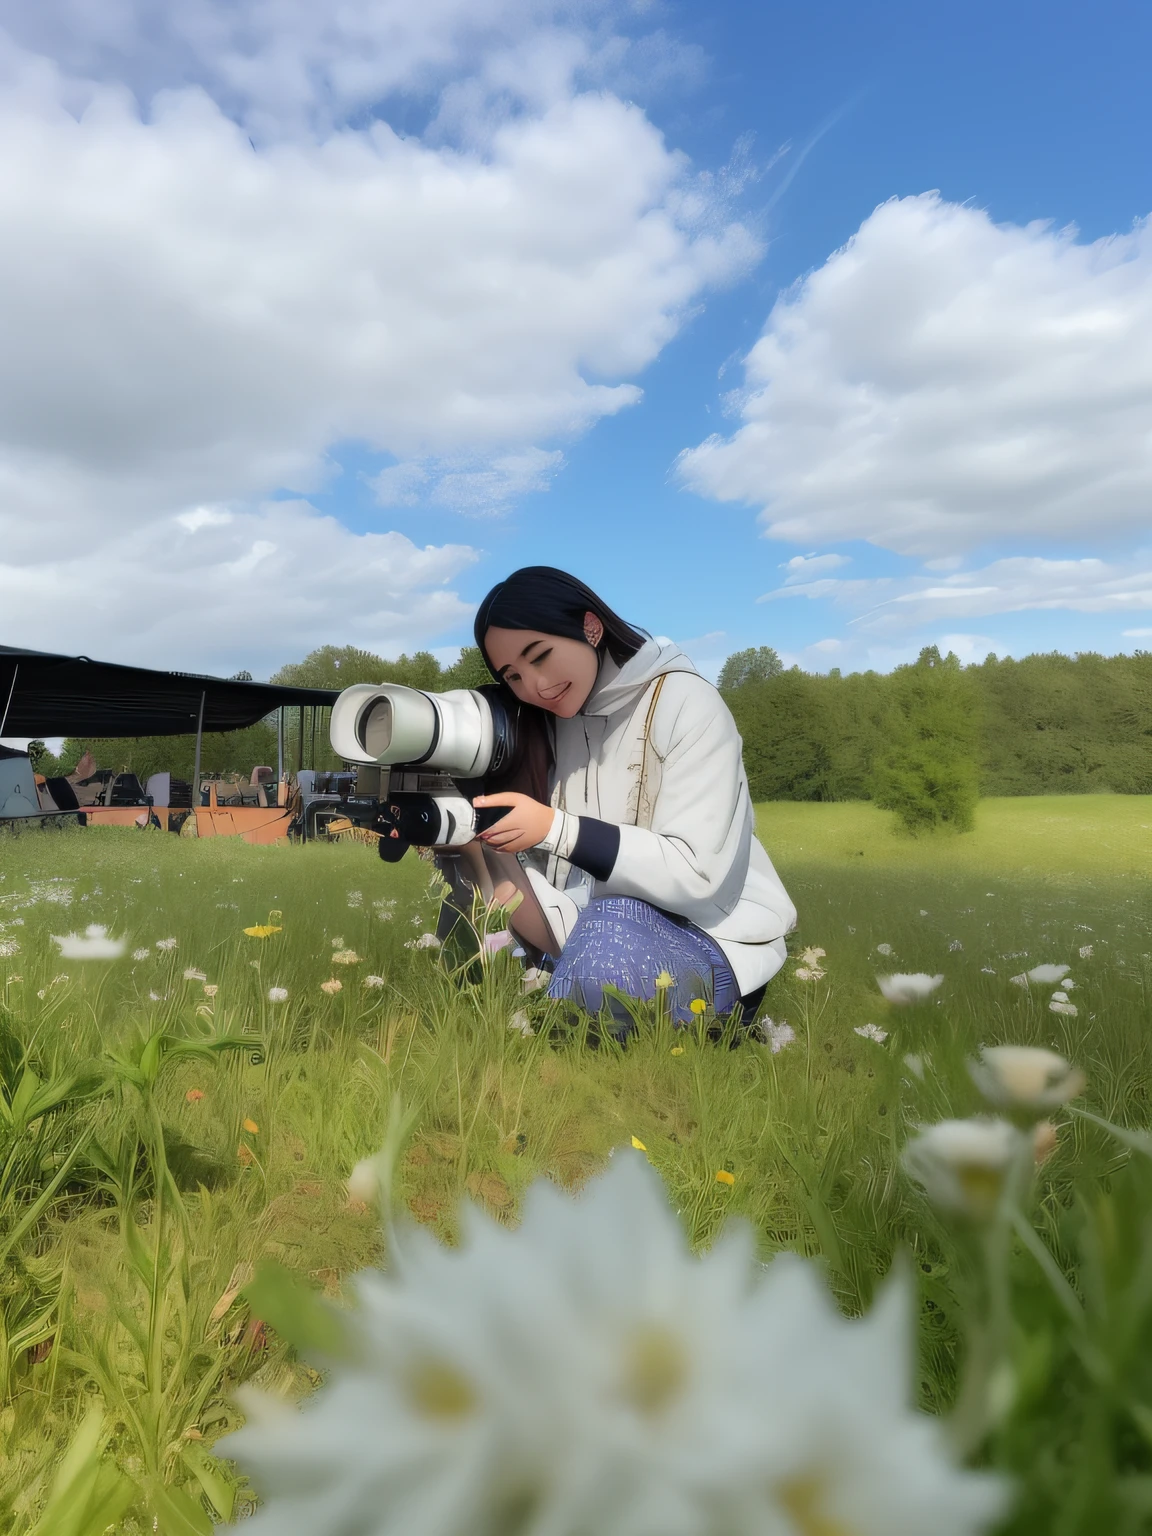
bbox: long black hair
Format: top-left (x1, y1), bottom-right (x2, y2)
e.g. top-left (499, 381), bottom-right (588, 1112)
top-left (471, 567), bottom-right (647, 802)
top-left (474, 566), bottom-right (646, 674)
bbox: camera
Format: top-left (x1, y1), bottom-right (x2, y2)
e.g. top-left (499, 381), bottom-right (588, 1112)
top-left (328, 683), bottom-right (518, 861)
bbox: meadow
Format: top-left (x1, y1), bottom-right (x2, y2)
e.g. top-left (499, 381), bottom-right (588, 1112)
top-left (1, 795), bottom-right (1150, 1532)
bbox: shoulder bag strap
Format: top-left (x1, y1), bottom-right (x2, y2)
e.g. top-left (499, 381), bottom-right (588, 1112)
top-left (634, 672), bottom-right (669, 830)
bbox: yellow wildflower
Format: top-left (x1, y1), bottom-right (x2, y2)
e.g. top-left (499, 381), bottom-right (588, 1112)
top-left (243, 925), bottom-right (282, 939)
top-left (654, 970), bottom-right (674, 989)
top-left (715, 1169), bottom-right (735, 1187)
top-left (670, 1046), bottom-right (685, 1056)
top-left (689, 998), bottom-right (708, 1016)
top-left (630, 1136), bottom-right (647, 1152)
top-left (242, 1118), bottom-right (259, 1134)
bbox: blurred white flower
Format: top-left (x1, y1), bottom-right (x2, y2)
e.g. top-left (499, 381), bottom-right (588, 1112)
top-left (793, 966), bottom-right (825, 982)
top-left (132, 947), bottom-right (151, 961)
top-left (221, 1156), bottom-right (1004, 1536)
top-left (508, 1009), bottom-right (534, 1037)
top-left (854, 1024), bottom-right (888, 1044)
top-left (903, 1118), bottom-right (1024, 1219)
top-left (919, 909), bottom-right (929, 917)
top-left (877, 973), bottom-right (944, 1005)
top-left (522, 967), bottom-right (549, 994)
top-left (1079, 944), bottom-right (1094, 959)
top-left (268, 987), bottom-right (289, 1003)
top-left (762, 1020), bottom-right (796, 1054)
top-left (183, 967), bottom-right (207, 982)
top-left (320, 979), bottom-right (343, 996)
top-left (970, 1046), bottom-right (1085, 1112)
top-left (405, 933), bottom-right (441, 951)
top-left (799, 946), bottom-right (826, 966)
top-left (331, 936), bottom-right (346, 948)
top-left (948, 940), bottom-right (964, 952)
top-left (1049, 997), bottom-right (1078, 1017)
top-left (1010, 963), bottom-right (1070, 988)
top-left (156, 937), bottom-right (178, 951)
top-left (0, 940), bottom-right (19, 958)
top-left (148, 990), bottom-right (162, 1002)
top-left (332, 949), bottom-right (363, 965)
top-left (875, 943), bottom-right (894, 957)
top-left (363, 975), bottom-right (386, 989)
top-left (373, 900), bottom-right (397, 920)
top-left (980, 967), bottom-right (996, 974)
top-left (347, 1158), bottom-right (381, 1207)
top-left (347, 891), bottom-right (364, 908)
top-left (52, 925), bottom-right (126, 960)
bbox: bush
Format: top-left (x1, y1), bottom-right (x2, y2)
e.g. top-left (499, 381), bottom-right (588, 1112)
top-left (870, 748), bottom-right (980, 834)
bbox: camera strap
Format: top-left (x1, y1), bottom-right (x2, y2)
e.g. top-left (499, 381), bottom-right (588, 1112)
top-left (633, 672), bottom-right (669, 831)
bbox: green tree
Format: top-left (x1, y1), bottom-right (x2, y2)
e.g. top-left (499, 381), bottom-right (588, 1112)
top-left (869, 647), bottom-right (981, 834)
top-left (441, 646), bottom-right (494, 691)
top-left (718, 646), bottom-right (784, 692)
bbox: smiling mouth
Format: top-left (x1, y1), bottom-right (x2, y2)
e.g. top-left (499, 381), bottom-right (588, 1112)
top-left (541, 681), bottom-right (570, 703)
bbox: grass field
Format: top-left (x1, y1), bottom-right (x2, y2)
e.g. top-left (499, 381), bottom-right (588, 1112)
top-left (1, 796), bottom-right (1150, 1532)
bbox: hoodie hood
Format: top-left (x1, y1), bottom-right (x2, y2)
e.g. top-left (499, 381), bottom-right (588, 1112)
top-left (581, 637), bottom-right (699, 717)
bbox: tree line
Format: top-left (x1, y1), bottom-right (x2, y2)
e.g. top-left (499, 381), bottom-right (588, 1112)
top-left (720, 643), bottom-right (1152, 828)
top-left (31, 641), bottom-right (1152, 827)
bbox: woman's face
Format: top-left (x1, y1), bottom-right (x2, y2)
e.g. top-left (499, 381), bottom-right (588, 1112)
top-left (484, 614), bottom-right (603, 716)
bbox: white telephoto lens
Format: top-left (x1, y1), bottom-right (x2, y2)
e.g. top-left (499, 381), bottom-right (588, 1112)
top-left (329, 683), bottom-right (438, 766)
top-left (329, 683), bottom-right (495, 775)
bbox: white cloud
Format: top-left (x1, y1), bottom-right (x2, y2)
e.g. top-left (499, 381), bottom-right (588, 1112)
top-left (1123, 627), bottom-right (1152, 637)
top-left (779, 552), bottom-right (851, 582)
top-left (374, 447), bottom-right (565, 516)
top-left (0, 11), bottom-right (756, 662)
top-left (0, 501), bottom-right (479, 675)
top-left (0, 0), bottom-right (647, 140)
top-left (677, 192), bottom-right (1152, 557)
top-left (760, 552), bottom-right (1152, 632)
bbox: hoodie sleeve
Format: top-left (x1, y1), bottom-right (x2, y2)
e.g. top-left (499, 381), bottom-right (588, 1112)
top-left (595, 674), bottom-right (756, 920)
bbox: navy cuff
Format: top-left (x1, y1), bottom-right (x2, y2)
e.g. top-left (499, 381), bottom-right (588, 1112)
top-left (569, 816), bottom-right (620, 881)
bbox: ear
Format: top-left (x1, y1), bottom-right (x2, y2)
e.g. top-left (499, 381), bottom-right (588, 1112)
top-left (582, 611), bottom-right (604, 647)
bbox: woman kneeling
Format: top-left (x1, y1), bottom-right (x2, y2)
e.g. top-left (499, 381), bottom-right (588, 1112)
top-left (468, 566), bottom-right (796, 1031)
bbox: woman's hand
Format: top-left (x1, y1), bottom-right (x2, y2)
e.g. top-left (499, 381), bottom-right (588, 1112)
top-left (473, 792), bottom-right (554, 854)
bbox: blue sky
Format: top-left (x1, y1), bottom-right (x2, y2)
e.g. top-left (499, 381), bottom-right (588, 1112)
top-left (1, 0), bottom-right (1151, 682)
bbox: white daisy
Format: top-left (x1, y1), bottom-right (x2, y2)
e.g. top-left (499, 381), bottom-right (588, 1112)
top-left (903, 1118), bottom-right (1024, 1219)
top-left (970, 1046), bottom-right (1085, 1112)
top-left (877, 973), bottom-right (944, 1005)
top-left (854, 1024), bottom-right (888, 1044)
top-left (221, 1156), bottom-right (1004, 1536)
top-left (51, 925), bottom-right (126, 960)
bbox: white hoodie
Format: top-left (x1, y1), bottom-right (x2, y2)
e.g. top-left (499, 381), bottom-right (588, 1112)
top-left (523, 637), bottom-right (796, 993)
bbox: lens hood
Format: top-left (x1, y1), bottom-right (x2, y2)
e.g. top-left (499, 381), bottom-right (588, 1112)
top-left (330, 683), bottom-right (504, 778)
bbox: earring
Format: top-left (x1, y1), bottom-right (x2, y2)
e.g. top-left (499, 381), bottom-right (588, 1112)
top-left (585, 623), bottom-right (602, 646)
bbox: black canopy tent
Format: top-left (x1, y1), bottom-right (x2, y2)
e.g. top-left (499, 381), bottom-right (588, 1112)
top-left (0, 644), bottom-right (339, 789)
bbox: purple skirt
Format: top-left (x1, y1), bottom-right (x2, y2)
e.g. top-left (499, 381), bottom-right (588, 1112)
top-left (547, 896), bottom-right (739, 1026)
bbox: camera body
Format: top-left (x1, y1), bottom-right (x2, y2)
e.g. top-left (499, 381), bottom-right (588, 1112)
top-left (327, 683), bottom-right (519, 859)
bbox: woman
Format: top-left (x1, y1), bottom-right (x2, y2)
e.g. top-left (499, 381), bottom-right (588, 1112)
top-left (467, 566), bottom-right (796, 1030)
